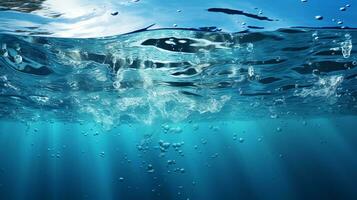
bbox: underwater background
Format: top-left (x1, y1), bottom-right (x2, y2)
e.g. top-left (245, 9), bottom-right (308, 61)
top-left (1, 0), bottom-right (357, 199)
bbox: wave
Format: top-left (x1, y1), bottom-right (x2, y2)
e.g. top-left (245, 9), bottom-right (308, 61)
top-left (0, 28), bottom-right (356, 126)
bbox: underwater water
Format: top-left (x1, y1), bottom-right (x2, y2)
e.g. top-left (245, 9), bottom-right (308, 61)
top-left (1, 0), bottom-right (357, 200)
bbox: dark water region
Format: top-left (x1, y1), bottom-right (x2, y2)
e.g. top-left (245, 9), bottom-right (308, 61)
top-left (1, 117), bottom-right (357, 200)
top-left (1, 0), bottom-right (357, 200)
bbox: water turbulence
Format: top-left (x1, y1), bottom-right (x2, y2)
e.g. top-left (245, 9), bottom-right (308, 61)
top-left (1, 28), bottom-right (356, 126)
top-left (2, 1), bottom-right (357, 199)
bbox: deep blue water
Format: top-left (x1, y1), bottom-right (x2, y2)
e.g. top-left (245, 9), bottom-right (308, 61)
top-left (1, 1), bottom-right (357, 200)
top-left (1, 118), bottom-right (357, 199)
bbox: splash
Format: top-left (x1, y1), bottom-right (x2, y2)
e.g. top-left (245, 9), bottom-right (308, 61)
top-left (0, 28), bottom-right (357, 127)
top-left (341, 34), bottom-right (353, 58)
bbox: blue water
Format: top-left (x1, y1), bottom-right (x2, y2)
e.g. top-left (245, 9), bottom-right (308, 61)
top-left (1, 1), bottom-right (357, 200)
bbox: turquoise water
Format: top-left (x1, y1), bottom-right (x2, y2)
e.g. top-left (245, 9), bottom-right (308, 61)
top-left (1, 117), bottom-right (357, 199)
top-left (1, 1), bottom-right (357, 200)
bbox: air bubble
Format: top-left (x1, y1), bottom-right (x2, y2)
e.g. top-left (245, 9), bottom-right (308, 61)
top-left (248, 66), bottom-right (255, 78)
top-left (147, 164), bottom-right (155, 173)
top-left (246, 43), bottom-right (254, 52)
top-left (233, 133), bottom-right (237, 140)
top-left (270, 113), bottom-right (278, 119)
top-left (315, 16), bottom-right (323, 20)
top-left (14, 55), bottom-right (23, 64)
top-left (178, 40), bottom-right (187, 44)
top-left (312, 69), bottom-right (320, 77)
top-left (312, 32), bottom-right (319, 41)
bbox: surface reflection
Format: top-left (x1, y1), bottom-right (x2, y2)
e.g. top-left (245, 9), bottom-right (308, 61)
top-left (0, 0), bottom-right (356, 38)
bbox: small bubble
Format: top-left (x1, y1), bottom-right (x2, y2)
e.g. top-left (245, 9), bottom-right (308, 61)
top-left (312, 32), bottom-right (319, 41)
top-left (248, 66), bottom-right (255, 77)
top-left (14, 55), bottom-right (22, 64)
top-left (239, 137), bottom-right (244, 143)
top-left (270, 113), bottom-right (278, 119)
top-left (111, 11), bottom-right (119, 16)
top-left (312, 69), bottom-right (320, 77)
top-left (246, 43), bottom-right (254, 52)
top-left (340, 7), bottom-right (346, 11)
top-left (100, 151), bottom-right (105, 157)
top-left (276, 127), bottom-right (282, 132)
top-left (173, 24), bottom-right (178, 27)
top-left (233, 133), bottom-right (237, 140)
top-left (119, 177), bottom-right (124, 182)
top-left (178, 40), bottom-right (187, 44)
top-left (167, 160), bottom-right (176, 165)
top-left (301, 0), bottom-right (307, 2)
top-left (315, 15), bottom-right (323, 20)
top-left (147, 164), bottom-right (155, 173)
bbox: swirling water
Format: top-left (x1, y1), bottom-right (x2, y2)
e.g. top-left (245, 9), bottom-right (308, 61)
top-left (1, 1), bottom-right (357, 200)
top-left (1, 28), bottom-right (356, 125)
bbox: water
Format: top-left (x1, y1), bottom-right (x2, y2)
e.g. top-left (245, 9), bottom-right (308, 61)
top-left (1, 1), bottom-right (357, 200)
